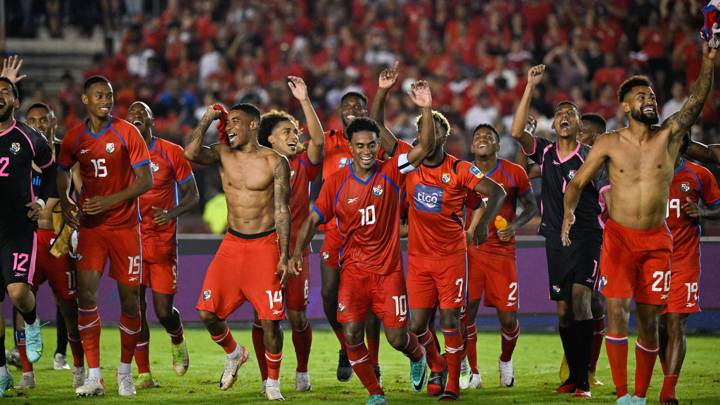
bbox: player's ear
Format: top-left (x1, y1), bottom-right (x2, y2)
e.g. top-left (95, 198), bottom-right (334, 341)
top-left (81, 93), bottom-right (89, 106)
top-left (622, 101), bottom-right (630, 114)
top-left (249, 119), bottom-right (259, 130)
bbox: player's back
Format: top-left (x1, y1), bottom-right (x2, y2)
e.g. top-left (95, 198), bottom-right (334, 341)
top-left (58, 117), bottom-right (150, 229)
top-left (406, 153), bottom-right (484, 257)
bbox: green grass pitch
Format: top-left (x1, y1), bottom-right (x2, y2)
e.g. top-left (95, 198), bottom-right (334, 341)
top-left (1, 327), bottom-right (719, 404)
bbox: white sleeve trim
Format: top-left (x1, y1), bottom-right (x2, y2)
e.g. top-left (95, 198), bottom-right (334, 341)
top-left (398, 153), bottom-right (416, 174)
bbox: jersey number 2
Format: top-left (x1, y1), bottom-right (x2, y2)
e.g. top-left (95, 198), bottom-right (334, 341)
top-left (0, 157), bottom-right (9, 177)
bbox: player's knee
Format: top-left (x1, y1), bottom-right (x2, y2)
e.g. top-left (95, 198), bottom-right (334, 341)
top-left (320, 284), bottom-right (337, 302)
top-left (385, 331), bottom-right (406, 350)
top-left (439, 312), bottom-right (460, 330)
top-left (154, 305), bottom-right (172, 322)
top-left (198, 310), bottom-right (218, 325)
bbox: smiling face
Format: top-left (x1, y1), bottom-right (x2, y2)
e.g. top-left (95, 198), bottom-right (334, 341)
top-left (0, 80), bottom-right (18, 123)
top-left (26, 106), bottom-right (56, 143)
top-left (624, 85), bottom-right (659, 125)
top-left (127, 102), bottom-right (153, 136)
top-left (340, 95), bottom-right (368, 127)
top-left (348, 130), bottom-right (379, 171)
top-left (471, 127), bottom-right (499, 159)
top-left (225, 109), bottom-right (259, 148)
top-left (268, 119), bottom-right (301, 157)
top-left (552, 103), bottom-right (581, 139)
top-left (82, 81), bottom-right (114, 120)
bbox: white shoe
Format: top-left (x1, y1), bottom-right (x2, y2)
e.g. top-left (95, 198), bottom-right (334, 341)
top-left (499, 358), bottom-right (514, 387)
top-left (117, 373), bottom-right (136, 397)
top-left (72, 367), bottom-right (85, 388)
top-left (265, 378), bottom-right (285, 400)
top-left (261, 379), bottom-right (267, 394)
top-left (468, 372), bottom-right (483, 389)
top-left (75, 376), bottom-right (105, 396)
top-left (16, 372), bottom-right (35, 389)
top-left (54, 353), bottom-right (70, 370)
top-left (295, 372), bottom-right (311, 392)
top-left (459, 357), bottom-right (471, 389)
top-left (171, 340), bottom-right (189, 376)
top-left (219, 346), bottom-right (248, 391)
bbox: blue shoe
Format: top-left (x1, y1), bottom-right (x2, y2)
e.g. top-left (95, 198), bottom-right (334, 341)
top-left (0, 373), bottom-right (13, 397)
top-left (616, 394), bottom-right (632, 405)
top-left (631, 395), bottom-right (647, 405)
top-left (24, 319), bottom-right (43, 363)
top-left (410, 347), bottom-right (427, 392)
top-left (366, 394), bottom-right (387, 405)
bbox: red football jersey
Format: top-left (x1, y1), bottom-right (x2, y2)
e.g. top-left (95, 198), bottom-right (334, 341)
top-left (289, 151), bottom-right (321, 251)
top-left (58, 117), bottom-right (150, 228)
top-left (139, 136), bottom-right (194, 236)
top-left (666, 160), bottom-right (720, 255)
top-left (466, 159), bottom-right (532, 257)
top-left (322, 129), bottom-right (353, 181)
top-left (314, 152), bottom-right (415, 274)
top-left (406, 153), bottom-right (484, 257)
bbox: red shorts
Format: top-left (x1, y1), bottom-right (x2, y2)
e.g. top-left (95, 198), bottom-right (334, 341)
top-left (76, 225), bottom-right (142, 286)
top-left (407, 253), bottom-right (466, 310)
top-left (196, 229), bottom-right (284, 321)
top-left (467, 250), bottom-right (518, 312)
top-left (141, 233), bottom-right (178, 295)
top-left (285, 251), bottom-right (309, 312)
top-left (33, 229), bottom-right (76, 300)
top-left (337, 268), bottom-right (407, 329)
top-left (320, 223), bottom-right (342, 268)
top-left (600, 219), bottom-right (672, 305)
top-left (664, 246), bottom-right (701, 314)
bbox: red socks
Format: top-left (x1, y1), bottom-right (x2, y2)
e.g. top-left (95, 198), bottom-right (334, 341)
top-left (119, 312), bottom-right (141, 364)
top-left (418, 329), bottom-right (446, 372)
top-left (401, 332), bottom-right (424, 362)
top-left (16, 331), bottom-right (32, 373)
top-left (635, 341), bottom-right (658, 398)
top-left (78, 306), bottom-right (101, 369)
top-left (660, 374), bottom-right (678, 401)
top-left (168, 323), bottom-right (184, 345)
top-left (211, 325), bottom-right (238, 355)
top-left (265, 351), bottom-right (282, 380)
top-left (590, 316), bottom-right (606, 373)
top-left (291, 322), bottom-right (312, 373)
top-left (251, 322), bottom-right (268, 380)
top-left (68, 335), bottom-right (84, 367)
top-left (442, 328), bottom-right (464, 395)
top-left (367, 336), bottom-right (380, 367)
top-left (500, 321), bottom-right (520, 362)
top-left (134, 340), bottom-right (150, 374)
top-left (345, 342), bottom-right (383, 395)
top-left (465, 323), bottom-right (479, 374)
top-left (605, 333), bottom-right (629, 398)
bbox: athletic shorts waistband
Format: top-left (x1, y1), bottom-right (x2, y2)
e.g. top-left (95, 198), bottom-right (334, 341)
top-left (605, 218), bottom-right (670, 236)
top-left (228, 228), bottom-right (276, 239)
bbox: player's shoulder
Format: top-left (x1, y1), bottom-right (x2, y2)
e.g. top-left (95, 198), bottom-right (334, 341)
top-left (111, 117), bottom-right (142, 137)
top-left (685, 160), bottom-right (715, 179)
top-left (14, 121), bottom-right (42, 140)
top-left (259, 145), bottom-right (289, 167)
top-left (498, 158), bottom-right (525, 172)
top-left (65, 122), bottom-right (85, 138)
top-left (155, 137), bottom-right (185, 154)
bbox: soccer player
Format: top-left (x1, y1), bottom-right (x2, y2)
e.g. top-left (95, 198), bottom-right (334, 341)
top-left (371, 63), bottom-right (506, 399)
top-left (463, 123), bottom-right (537, 390)
top-left (291, 81), bottom-right (436, 405)
top-left (512, 65), bottom-right (604, 397)
top-left (320, 90), bottom-right (383, 382)
top-left (254, 76), bottom-right (323, 392)
top-left (57, 76), bottom-right (153, 397)
top-left (127, 101), bottom-right (198, 388)
top-left (0, 75), bottom-right (55, 397)
top-left (186, 102), bottom-right (292, 401)
top-left (561, 40), bottom-right (718, 405)
top-left (560, 112), bottom-right (608, 387)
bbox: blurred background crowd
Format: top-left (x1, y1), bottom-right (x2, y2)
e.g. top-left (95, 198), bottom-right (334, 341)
top-left (4, 0), bottom-right (720, 234)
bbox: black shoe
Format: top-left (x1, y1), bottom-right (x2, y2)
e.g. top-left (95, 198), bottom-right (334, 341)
top-left (337, 349), bottom-right (353, 382)
top-left (438, 390), bottom-right (458, 401)
top-left (427, 369), bottom-right (447, 397)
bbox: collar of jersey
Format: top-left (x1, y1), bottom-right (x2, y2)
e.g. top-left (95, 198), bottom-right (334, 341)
top-left (349, 161), bottom-right (377, 185)
top-left (84, 116), bottom-right (114, 139)
top-left (480, 159), bottom-right (501, 177)
top-left (675, 159), bottom-right (685, 174)
top-left (0, 119), bottom-right (17, 137)
top-left (148, 136), bottom-right (157, 151)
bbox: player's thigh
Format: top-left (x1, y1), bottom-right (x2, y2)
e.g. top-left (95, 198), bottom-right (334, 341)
top-left (599, 225), bottom-right (636, 300)
top-left (337, 269), bottom-right (372, 324)
top-left (484, 255), bottom-right (519, 311)
top-left (44, 255), bottom-right (76, 301)
top-left (466, 249), bottom-right (487, 304)
top-left (378, 271), bottom-right (409, 329)
top-left (665, 259), bottom-right (701, 314)
top-left (636, 245), bottom-right (672, 306)
top-left (76, 226), bottom-right (110, 273)
top-left (107, 226), bottom-right (142, 287)
top-left (434, 253), bottom-right (467, 310)
top-left (0, 229), bottom-right (37, 288)
top-left (196, 238), bottom-right (246, 320)
top-left (243, 236), bottom-right (284, 321)
top-left (545, 236), bottom-right (572, 302)
top-left (406, 255), bottom-right (438, 311)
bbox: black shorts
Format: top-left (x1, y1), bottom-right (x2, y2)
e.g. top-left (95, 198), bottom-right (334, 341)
top-left (544, 230), bottom-right (602, 302)
top-left (0, 228), bottom-right (37, 297)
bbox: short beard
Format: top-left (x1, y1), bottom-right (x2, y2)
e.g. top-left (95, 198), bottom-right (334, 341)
top-left (631, 109), bottom-right (659, 125)
top-left (0, 107), bottom-right (14, 123)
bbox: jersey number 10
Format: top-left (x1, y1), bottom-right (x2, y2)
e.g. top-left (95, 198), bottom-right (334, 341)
top-left (358, 205), bottom-right (376, 226)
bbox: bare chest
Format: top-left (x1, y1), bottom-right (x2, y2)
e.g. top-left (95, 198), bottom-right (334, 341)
top-left (220, 153), bottom-right (273, 192)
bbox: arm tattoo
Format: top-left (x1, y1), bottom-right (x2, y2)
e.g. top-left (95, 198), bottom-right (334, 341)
top-left (187, 118), bottom-right (219, 164)
top-left (274, 156), bottom-right (292, 259)
top-left (670, 57), bottom-right (714, 135)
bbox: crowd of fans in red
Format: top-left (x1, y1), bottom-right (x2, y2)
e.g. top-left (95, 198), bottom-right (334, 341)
top-left (8, 0), bottom-right (720, 231)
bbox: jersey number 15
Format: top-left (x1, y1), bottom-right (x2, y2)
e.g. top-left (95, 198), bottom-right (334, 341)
top-left (91, 158), bottom-right (108, 178)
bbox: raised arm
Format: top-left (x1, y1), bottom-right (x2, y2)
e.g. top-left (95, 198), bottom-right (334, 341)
top-left (185, 105), bottom-right (222, 165)
top-left (665, 43), bottom-right (717, 142)
top-left (1, 55), bottom-right (27, 83)
top-left (684, 139), bottom-right (720, 165)
top-left (561, 136), bottom-right (611, 246)
top-left (511, 64), bottom-right (545, 153)
top-left (274, 156), bottom-right (293, 284)
top-left (371, 60), bottom-right (401, 154)
top-left (288, 76), bottom-right (324, 164)
top-left (471, 177), bottom-right (506, 244)
top-left (406, 80), bottom-right (435, 166)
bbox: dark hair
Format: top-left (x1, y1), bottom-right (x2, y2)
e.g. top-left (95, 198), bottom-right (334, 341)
top-left (258, 110), bottom-right (298, 148)
top-left (618, 75), bottom-right (652, 103)
top-left (345, 117), bottom-right (380, 141)
top-left (472, 123), bottom-right (500, 142)
top-left (0, 77), bottom-right (19, 99)
top-left (554, 100), bottom-right (580, 115)
top-left (340, 91), bottom-right (368, 106)
top-left (229, 103), bottom-right (261, 121)
top-left (83, 75), bottom-right (112, 93)
top-left (26, 102), bottom-right (54, 116)
top-left (581, 113), bottom-right (606, 133)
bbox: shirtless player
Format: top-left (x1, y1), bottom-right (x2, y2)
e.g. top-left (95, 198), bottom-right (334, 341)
top-left (562, 42), bottom-right (718, 405)
top-left (186, 103), bottom-right (292, 401)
